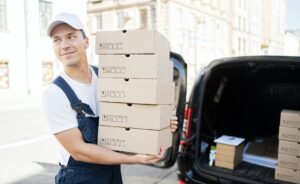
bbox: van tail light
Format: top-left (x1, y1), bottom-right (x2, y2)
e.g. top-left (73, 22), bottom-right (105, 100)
top-left (178, 179), bottom-right (187, 184)
top-left (180, 103), bottom-right (193, 146)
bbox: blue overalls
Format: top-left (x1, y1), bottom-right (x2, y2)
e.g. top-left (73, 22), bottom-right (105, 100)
top-left (53, 66), bottom-right (123, 184)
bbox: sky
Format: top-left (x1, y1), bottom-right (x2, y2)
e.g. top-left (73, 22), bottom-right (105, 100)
top-left (286, 0), bottom-right (300, 30)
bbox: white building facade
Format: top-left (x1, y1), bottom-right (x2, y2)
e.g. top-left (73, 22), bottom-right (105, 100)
top-left (0, 0), bottom-right (86, 97)
top-left (87, 0), bottom-right (287, 94)
top-left (87, 0), bottom-right (232, 93)
top-left (0, 0), bottom-right (291, 97)
top-left (284, 32), bottom-right (300, 56)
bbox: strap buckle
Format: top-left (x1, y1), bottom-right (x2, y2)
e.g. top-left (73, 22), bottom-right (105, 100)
top-left (73, 105), bottom-right (84, 116)
top-left (71, 101), bottom-right (85, 116)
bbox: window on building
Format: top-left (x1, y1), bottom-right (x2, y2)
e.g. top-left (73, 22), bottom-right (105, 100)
top-left (198, 17), bottom-right (206, 33)
top-left (39, 0), bottom-right (52, 36)
top-left (243, 38), bottom-right (246, 53)
top-left (217, 0), bottom-right (221, 9)
top-left (0, 0), bottom-right (7, 31)
top-left (212, 0), bottom-right (218, 9)
top-left (139, 8), bottom-right (147, 29)
top-left (150, 6), bottom-right (156, 29)
top-left (96, 14), bottom-right (103, 30)
top-left (238, 16), bottom-right (241, 29)
top-left (42, 61), bottom-right (53, 85)
top-left (238, 37), bottom-right (241, 53)
top-left (177, 8), bottom-right (184, 27)
top-left (117, 11), bottom-right (124, 29)
top-left (0, 60), bottom-right (9, 89)
top-left (201, 0), bottom-right (209, 5)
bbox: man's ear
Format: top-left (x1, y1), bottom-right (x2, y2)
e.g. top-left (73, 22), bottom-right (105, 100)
top-left (84, 37), bottom-right (89, 49)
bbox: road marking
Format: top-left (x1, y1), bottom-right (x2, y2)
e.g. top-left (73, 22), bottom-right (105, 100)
top-left (0, 135), bottom-right (53, 151)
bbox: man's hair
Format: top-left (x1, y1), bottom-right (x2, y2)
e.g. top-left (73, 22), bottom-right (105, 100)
top-left (80, 29), bottom-right (87, 39)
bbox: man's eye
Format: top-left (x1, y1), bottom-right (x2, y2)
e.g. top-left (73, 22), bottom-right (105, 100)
top-left (53, 39), bottom-right (60, 43)
top-left (69, 35), bottom-right (76, 39)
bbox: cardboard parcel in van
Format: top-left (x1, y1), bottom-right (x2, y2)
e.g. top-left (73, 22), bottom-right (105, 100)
top-left (214, 135), bottom-right (245, 169)
top-left (280, 109), bottom-right (300, 128)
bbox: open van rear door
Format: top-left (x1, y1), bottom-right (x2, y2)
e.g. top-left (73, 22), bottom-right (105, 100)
top-left (153, 52), bottom-right (188, 168)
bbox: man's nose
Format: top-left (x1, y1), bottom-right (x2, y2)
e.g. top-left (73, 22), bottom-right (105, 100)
top-left (61, 39), bottom-right (71, 50)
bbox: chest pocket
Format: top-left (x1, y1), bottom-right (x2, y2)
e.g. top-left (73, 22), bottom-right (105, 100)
top-left (78, 116), bottom-right (98, 144)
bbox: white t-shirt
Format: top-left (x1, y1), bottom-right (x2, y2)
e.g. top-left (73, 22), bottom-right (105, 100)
top-left (42, 67), bottom-right (99, 166)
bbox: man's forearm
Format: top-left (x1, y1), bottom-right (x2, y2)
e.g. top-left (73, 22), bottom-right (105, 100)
top-left (74, 143), bottom-right (138, 165)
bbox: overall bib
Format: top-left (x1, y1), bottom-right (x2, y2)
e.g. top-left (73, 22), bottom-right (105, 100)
top-left (53, 66), bottom-right (122, 184)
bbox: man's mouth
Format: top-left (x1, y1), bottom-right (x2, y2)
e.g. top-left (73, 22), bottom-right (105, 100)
top-left (61, 51), bottom-right (75, 56)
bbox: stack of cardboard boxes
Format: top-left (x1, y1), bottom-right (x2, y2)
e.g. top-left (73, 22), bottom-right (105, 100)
top-left (214, 135), bottom-right (245, 169)
top-left (276, 109), bottom-right (300, 183)
top-left (95, 30), bottom-right (175, 155)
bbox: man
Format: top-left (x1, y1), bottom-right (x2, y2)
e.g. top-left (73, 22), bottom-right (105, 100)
top-left (42, 12), bottom-right (178, 184)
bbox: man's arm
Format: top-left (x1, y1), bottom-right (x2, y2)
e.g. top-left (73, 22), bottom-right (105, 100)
top-left (55, 127), bottom-right (163, 165)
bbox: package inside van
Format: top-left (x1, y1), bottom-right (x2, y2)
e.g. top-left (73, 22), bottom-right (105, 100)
top-left (193, 57), bottom-right (300, 184)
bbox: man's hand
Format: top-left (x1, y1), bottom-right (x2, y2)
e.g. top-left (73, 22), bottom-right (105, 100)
top-left (170, 116), bottom-right (178, 133)
top-left (133, 147), bottom-right (165, 164)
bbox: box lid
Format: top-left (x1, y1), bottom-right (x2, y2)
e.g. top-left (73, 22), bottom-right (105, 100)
top-left (214, 135), bottom-right (245, 146)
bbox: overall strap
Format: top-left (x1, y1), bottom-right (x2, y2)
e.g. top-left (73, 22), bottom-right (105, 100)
top-left (91, 65), bottom-right (98, 76)
top-left (53, 66), bottom-right (98, 118)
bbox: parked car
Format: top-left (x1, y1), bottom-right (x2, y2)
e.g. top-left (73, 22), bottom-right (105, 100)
top-left (159, 55), bottom-right (300, 184)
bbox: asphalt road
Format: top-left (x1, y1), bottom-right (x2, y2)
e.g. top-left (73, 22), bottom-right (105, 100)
top-left (0, 107), bottom-right (178, 184)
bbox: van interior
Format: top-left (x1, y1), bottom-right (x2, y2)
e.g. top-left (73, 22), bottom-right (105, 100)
top-left (195, 60), bottom-right (300, 183)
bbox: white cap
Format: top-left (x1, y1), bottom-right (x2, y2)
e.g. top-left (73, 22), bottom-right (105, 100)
top-left (47, 12), bottom-right (86, 37)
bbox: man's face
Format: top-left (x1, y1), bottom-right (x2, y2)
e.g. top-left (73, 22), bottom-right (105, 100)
top-left (51, 23), bottom-right (88, 67)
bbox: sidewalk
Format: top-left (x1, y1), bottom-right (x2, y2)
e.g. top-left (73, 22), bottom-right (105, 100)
top-left (0, 94), bottom-right (42, 112)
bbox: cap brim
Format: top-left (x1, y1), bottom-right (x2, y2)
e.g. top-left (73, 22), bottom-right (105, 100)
top-left (47, 20), bottom-right (83, 37)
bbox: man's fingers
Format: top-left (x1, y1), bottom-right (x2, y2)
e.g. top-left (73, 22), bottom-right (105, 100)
top-left (170, 124), bottom-right (178, 129)
top-left (135, 147), bottom-right (165, 164)
top-left (158, 146), bottom-right (165, 157)
top-left (171, 116), bottom-right (178, 121)
top-left (170, 116), bottom-right (178, 133)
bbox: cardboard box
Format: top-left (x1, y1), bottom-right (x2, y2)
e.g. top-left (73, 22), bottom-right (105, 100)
top-left (99, 102), bottom-right (173, 130)
top-left (215, 152), bottom-right (242, 164)
top-left (95, 30), bottom-right (170, 57)
top-left (279, 126), bottom-right (300, 142)
top-left (98, 55), bottom-right (173, 81)
top-left (280, 109), bottom-right (300, 128)
top-left (215, 160), bottom-right (238, 170)
top-left (275, 166), bottom-right (300, 184)
top-left (98, 126), bottom-right (172, 155)
top-left (278, 140), bottom-right (300, 156)
top-left (98, 78), bottom-right (175, 105)
top-left (215, 143), bottom-right (244, 169)
top-left (214, 135), bottom-right (245, 169)
top-left (278, 153), bottom-right (300, 170)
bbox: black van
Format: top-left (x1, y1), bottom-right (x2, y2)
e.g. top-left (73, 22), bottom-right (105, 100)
top-left (162, 54), bottom-right (300, 184)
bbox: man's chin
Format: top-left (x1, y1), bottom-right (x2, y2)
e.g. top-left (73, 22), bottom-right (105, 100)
top-left (64, 61), bottom-right (79, 67)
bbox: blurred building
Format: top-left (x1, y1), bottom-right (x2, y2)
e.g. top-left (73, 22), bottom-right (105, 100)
top-left (87, 0), bottom-right (286, 94)
top-left (284, 31), bottom-right (300, 56)
top-left (0, 0), bottom-right (291, 97)
top-left (0, 0), bottom-right (86, 97)
top-left (261, 0), bottom-right (286, 55)
top-left (87, 0), bottom-right (231, 94)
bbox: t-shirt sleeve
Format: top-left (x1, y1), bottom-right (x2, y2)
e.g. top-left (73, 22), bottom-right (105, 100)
top-left (42, 84), bottom-right (78, 134)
